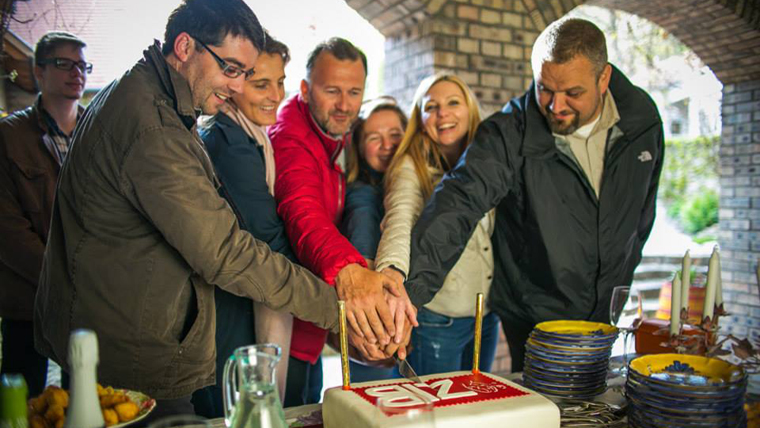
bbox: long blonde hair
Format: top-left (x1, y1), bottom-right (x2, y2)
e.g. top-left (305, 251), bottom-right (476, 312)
top-left (385, 73), bottom-right (482, 201)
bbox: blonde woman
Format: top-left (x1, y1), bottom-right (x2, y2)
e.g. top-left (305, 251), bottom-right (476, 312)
top-left (375, 74), bottom-right (499, 375)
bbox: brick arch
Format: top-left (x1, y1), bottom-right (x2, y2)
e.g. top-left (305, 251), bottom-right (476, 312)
top-left (348, 0), bottom-right (759, 103)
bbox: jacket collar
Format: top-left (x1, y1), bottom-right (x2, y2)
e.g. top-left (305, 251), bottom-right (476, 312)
top-left (31, 94), bottom-right (86, 135)
top-left (303, 95), bottom-right (347, 164)
top-left (605, 64), bottom-right (661, 140)
top-left (518, 65), bottom-right (659, 159)
top-left (280, 94), bottom-right (347, 165)
top-left (518, 86), bottom-right (556, 159)
top-left (143, 40), bottom-right (198, 128)
top-left (32, 94), bottom-right (50, 134)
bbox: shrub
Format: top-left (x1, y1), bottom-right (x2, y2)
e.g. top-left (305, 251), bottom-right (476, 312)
top-left (658, 136), bottom-right (719, 235)
top-left (679, 189), bottom-right (718, 234)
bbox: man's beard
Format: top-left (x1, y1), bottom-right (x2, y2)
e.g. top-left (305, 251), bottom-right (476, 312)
top-left (546, 111), bottom-right (580, 135)
top-left (310, 105), bottom-right (351, 138)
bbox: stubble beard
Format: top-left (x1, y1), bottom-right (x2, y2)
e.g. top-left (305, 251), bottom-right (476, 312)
top-left (308, 101), bottom-right (351, 138)
top-left (546, 112), bottom-right (580, 135)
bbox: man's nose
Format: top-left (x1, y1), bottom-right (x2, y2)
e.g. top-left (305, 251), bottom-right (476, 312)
top-left (550, 93), bottom-right (567, 113)
top-left (228, 75), bottom-right (245, 95)
top-left (70, 65), bottom-right (85, 78)
top-left (336, 94), bottom-right (350, 112)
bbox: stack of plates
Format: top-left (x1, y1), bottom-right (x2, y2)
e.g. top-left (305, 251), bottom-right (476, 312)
top-left (626, 354), bottom-right (747, 428)
top-left (522, 320), bottom-right (618, 399)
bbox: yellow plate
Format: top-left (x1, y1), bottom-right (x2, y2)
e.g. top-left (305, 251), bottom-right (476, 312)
top-left (534, 320), bottom-right (618, 336)
top-left (629, 354), bottom-right (745, 386)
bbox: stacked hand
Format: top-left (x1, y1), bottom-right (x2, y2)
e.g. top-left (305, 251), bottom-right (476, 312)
top-left (335, 263), bottom-right (418, 361)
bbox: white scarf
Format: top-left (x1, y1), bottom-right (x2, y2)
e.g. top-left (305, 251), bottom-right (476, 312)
top-left (219, 102), bottom-right (277, 196)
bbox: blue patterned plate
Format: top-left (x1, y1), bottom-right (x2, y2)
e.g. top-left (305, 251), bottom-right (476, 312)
top-left (628, 354), bottom-right (746, 389)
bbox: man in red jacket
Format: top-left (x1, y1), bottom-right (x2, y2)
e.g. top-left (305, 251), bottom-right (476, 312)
top-left (269, 38), bottom-right (416, 406)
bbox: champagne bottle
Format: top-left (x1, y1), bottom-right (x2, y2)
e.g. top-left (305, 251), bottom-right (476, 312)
top-left (64, 329), bottom-right (105, 428)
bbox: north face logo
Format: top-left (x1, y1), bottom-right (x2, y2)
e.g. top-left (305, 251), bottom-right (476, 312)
top-left (638, 151), bottom-right (653, 162)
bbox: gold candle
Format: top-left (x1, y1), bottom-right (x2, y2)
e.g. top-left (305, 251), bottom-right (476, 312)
top-left (473, 293), bottom-right (484, 374)
top-left (338, 300), bottom-right (351, 390)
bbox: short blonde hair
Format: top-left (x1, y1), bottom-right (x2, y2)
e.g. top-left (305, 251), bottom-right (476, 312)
top-left (385, 73), bottom-right (482, 200)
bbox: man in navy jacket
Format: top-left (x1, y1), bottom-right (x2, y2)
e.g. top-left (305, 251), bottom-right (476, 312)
top-left (405, 18), bottom-right (664, 371)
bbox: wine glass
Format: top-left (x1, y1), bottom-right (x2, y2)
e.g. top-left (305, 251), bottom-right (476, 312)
top-left (147, 415), bottom-right (212, 428)
top-left (609, 285), bottom-right (641, 375)
top-left (376, 393), bottom-right (436, 427)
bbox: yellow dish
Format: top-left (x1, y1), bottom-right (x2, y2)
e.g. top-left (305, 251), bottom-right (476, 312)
top-left (629, 354), bottom-right (745, 386)
top-left (534, 320), bottom-right (618, 336)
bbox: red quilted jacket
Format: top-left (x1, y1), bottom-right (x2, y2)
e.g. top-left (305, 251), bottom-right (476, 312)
top-left (269, 95), bottom-right (367, 364)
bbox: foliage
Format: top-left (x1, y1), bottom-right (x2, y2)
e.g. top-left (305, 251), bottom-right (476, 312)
top-left (660, 136), bottom-right (719, 204)
top-left (680, 190), bottom-right (719, 234)
top-left (656, 136), bottom-right (720, 234)
top-left (693, 234), bottom-right (718, 245)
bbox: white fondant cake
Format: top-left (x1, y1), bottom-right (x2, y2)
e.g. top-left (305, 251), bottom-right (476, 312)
top-left (323, 371), bottom-right (560, 428)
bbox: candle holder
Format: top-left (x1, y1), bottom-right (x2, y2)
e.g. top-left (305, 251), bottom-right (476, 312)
top-left (648, 304), bottom-right (719, 356)
top-left (660, 303), bottom-right (740, 360)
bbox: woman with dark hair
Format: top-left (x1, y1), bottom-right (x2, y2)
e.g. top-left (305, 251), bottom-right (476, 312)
top-left (339, 97), bottom-right (407, 381)
top-left (191, 33), bottom-right (294, 417)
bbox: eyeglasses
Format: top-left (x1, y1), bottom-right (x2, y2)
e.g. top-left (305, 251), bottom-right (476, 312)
top-left (37, 58), bottom-right (93, 74)
top-left (191, 36), bottom-right (255, 80)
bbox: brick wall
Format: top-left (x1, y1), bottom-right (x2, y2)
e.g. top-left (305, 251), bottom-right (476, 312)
top-left (351, 0), bottom-right (559, 115)
top-left (719, 80), bottom-right (760, 342)
top-left (383, 22), bottom-right (436, 112)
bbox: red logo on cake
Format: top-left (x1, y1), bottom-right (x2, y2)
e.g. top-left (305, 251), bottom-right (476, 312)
top-left (352, 373), bottom-right (528, 408)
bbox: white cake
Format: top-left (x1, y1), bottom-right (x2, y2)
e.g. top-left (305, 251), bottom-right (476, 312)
top-left (323, 371), bottom-right (560, 428)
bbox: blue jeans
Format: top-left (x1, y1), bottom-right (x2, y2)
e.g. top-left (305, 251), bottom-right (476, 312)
top-left (407, 308), bottom-right (500, 376)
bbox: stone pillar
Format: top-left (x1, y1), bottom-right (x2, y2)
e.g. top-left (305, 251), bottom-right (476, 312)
top-left (719, 80), bottom-right (760, 344)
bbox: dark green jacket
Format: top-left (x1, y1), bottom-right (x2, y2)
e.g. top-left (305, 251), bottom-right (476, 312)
top-left (34, 43), bottom-right (339, 399)
top-left (407, 67), bottom-right (663, 328)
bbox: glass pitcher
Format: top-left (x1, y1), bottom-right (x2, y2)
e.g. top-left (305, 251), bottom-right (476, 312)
top-left (223, 344), bottom-right (287, 428)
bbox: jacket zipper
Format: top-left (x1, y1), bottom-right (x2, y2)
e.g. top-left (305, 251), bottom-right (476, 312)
top-left (331, 138), bottom-right (344, 214)
top-left (338, 174), bottom-right (343, 214)
top-left (555, 151), bottom-right (598, 205)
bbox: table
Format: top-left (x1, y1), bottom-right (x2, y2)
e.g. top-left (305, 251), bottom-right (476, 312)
top-left (207, 404), bottom-right (322, 427)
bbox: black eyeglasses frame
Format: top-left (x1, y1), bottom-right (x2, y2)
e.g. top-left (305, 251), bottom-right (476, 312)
top-left (37, 58), bottom-right (93, 74)
top-left (191, 36), bottom-right (255, 80)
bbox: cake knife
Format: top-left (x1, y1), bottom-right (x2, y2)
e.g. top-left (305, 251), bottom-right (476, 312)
top-left (394, 355), bottom-right (422, 383)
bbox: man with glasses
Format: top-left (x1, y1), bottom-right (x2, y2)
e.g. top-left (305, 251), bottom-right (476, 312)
top-left (0, 31), bottom-right (89, 397)
top-left (33, 0), bottom-right (363, 419)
